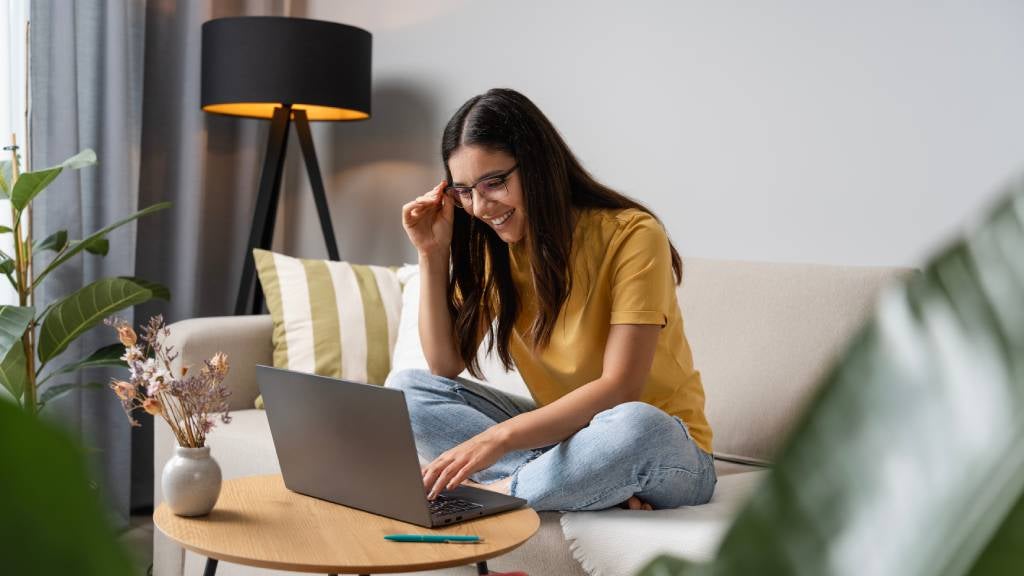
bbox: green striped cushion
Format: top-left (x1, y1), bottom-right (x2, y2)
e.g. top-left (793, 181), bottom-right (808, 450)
top-left (252, 249), bottom-right (402, 409)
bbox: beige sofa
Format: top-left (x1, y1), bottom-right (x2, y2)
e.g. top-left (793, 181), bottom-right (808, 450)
top-left (154, 257), bottom-right (908, 576)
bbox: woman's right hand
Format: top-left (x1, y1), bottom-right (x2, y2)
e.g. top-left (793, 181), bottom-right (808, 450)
top-left (402, 180), bottom-right (455, 257)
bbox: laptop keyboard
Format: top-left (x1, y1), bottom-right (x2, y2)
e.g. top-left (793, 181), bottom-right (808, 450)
top-left (429, 495), bottom-right (484, 517)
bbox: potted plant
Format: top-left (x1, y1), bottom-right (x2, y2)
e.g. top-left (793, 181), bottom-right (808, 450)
top-left (0, 147), bottom-right (170, 413)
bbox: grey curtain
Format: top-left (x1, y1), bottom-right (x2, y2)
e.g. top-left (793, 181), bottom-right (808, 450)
top-left (30, 0), bottom-right (147, 527)
top-left (136, 0), bottom-right (288, 322)
top-left (31, 0), bottom-right (292, 522)
top-left (134, 0), bottom-right (292, 511)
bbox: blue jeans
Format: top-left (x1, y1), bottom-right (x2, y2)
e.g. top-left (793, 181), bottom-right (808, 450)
top-left (386, 369), bottom-right (717, 512)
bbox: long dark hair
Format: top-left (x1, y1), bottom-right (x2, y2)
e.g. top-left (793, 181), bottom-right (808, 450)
top-left (442, 88), bottom-right (682, 378)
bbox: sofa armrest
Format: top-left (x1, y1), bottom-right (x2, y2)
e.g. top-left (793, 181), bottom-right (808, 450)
top-left (164, 315), bottom-right (273, 412)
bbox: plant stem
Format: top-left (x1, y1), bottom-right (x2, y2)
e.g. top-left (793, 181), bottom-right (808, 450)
top-left (157, 390), bottom-right (183, 445)
top-left (182, 397), bottom-right (199, 447)
top-left (164, 392), bottom-right (195, 448)
top-left (10, 135), bottom-right (35, 415)
top-left (173, 399), bottom-right (191, 446)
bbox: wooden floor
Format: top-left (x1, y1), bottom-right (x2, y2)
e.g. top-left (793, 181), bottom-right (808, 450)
top-left (120, 513), bottom-right (154, 575)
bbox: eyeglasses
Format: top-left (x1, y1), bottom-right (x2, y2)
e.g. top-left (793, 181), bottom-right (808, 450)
top-left (446, 165), bottom-right (517, 208)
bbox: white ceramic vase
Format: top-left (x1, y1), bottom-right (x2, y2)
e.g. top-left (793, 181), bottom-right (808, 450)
top-left (162, 445), bottom-right (222, 517)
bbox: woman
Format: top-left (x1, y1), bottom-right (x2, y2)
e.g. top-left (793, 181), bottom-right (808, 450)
top-left (390, 88), bottom-right (715, 512)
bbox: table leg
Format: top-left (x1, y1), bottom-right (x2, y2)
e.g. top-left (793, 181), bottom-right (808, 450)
top-left (476, 561), bottom-right (489, 574)
top-left (203, 558), bottom-right (468, 576)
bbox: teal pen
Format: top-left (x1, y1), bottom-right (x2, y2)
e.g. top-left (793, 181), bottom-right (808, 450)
top-left (384, 534), bottom-right (482, 543)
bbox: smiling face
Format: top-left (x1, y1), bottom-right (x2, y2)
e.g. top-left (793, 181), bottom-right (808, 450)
top-left (447, 145), bottom-right (527, 244)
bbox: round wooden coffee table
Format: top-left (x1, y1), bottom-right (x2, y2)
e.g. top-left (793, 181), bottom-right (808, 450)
top-left (154, 475), bottom-right (539, 575)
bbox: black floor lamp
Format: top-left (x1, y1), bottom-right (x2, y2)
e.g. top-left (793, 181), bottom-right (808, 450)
top-left (201, 16), bottom-right (372, 315)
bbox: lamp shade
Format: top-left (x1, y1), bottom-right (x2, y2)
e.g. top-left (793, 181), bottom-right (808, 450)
top-left (201, 17), bottom-right (371, 121)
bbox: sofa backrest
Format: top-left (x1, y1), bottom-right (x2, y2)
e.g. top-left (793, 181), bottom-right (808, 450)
top-left (166, 314), bottom-right (275, 411)
top-left (678, 257), bottom-right (912, 464)
top-left (214, 258), bottom-right (910, 464)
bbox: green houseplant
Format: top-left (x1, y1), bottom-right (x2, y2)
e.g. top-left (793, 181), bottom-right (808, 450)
top-left (0, 395), bottom-right (135, 575)
top-left (0, 147), bottom-right (169, 415)
top-left (638, 176), bottom-right (1024, 575)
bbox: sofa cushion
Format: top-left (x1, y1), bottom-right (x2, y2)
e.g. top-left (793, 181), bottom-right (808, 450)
top-left (203, 409), bottom-right (280, 478)
top-left (560, 462), bottom-right (769, 575)
top-left (390, 259), bottom-right (909, 466)
top-left (252, 249), bottom-right (403, 407)
top-left (389, 264), bottom-right (532, 400)
top-left (678, 258), bottom-right (910, 463)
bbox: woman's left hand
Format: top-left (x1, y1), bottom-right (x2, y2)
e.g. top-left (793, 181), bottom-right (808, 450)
top-left (422, 429), bottom-right (507, 499)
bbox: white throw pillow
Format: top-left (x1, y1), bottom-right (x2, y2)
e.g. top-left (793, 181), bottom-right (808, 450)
top-left (391, 265), bottom-right (532, 401)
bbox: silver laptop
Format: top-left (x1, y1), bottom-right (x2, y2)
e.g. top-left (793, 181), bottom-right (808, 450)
top-left (256, 365), bottom-right (527, 528)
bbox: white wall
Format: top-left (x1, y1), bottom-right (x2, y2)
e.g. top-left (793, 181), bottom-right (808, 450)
top-left (277, 0), bottom-right (1024, 268)
top-left (0, 0), bottom-right (28, 306)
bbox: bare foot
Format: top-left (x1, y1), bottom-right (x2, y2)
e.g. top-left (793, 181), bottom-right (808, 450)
top-left (474, 476), bottom-right (513, 495)
top-left (620, 496), bottom-right (654, 511)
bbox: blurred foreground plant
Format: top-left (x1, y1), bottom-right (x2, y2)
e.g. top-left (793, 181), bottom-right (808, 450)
top-left (639, 176), bottom-right (1024, 575)
top-left (0, 393), bottom-right (134, 574)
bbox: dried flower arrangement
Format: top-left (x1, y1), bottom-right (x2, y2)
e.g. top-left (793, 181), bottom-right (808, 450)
top-left (105, 315), bottom-right (231, 448)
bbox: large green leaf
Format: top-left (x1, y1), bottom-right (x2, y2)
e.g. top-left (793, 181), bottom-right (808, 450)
top-left (42, 343), bottom-right (127, 385)
top-left (966, 487), bottom-right (1024, 575)
top-left (0, 159), bottom-right (11, 197)
top-left (83, 236), bottom-right (109, 256)
top-left (0, 306), bottom-right (33, 400)
top-left (11, 167), bottom-right (60, 212)
top-left (10, 149), bottom-right (97, 211)
top-left (34, 229), bottom-right (69, 253)
top-left (0, 342), bottom-right (26, 402)
top-left (0, 396), bottom-right (134, 575)
top-left (639, 178), bottom-right (1024, 576)
top-left (37, 278), bottom-right (151, 365)
top-left (59, 148), bottom-right (98, 170)
top-left (32, 202), bottom-right (171, 290)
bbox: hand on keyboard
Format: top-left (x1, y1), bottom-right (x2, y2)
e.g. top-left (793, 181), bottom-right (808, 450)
top-left (428, 494), bottom-right (484, 516)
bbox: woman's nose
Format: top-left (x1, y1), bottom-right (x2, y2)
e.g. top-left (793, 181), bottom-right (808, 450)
top-left (472, 194), bottom-right (499, 217)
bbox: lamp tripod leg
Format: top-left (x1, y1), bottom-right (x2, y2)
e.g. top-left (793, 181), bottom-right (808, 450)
top-left (235, 105), bottom-right (292, 315)
top-left (294, 109), bottom-right (341, 261)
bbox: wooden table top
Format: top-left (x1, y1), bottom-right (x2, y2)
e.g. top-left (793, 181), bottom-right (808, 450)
top-left (153, 474), bottom-right (540, 574)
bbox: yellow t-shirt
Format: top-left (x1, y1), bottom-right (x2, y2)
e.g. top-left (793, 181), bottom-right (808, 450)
top-left (506, 208), bottom-right (712, 453)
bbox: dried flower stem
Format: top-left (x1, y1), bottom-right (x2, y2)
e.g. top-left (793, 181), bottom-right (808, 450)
top-left (158, 392), bottom-right (187, 446)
